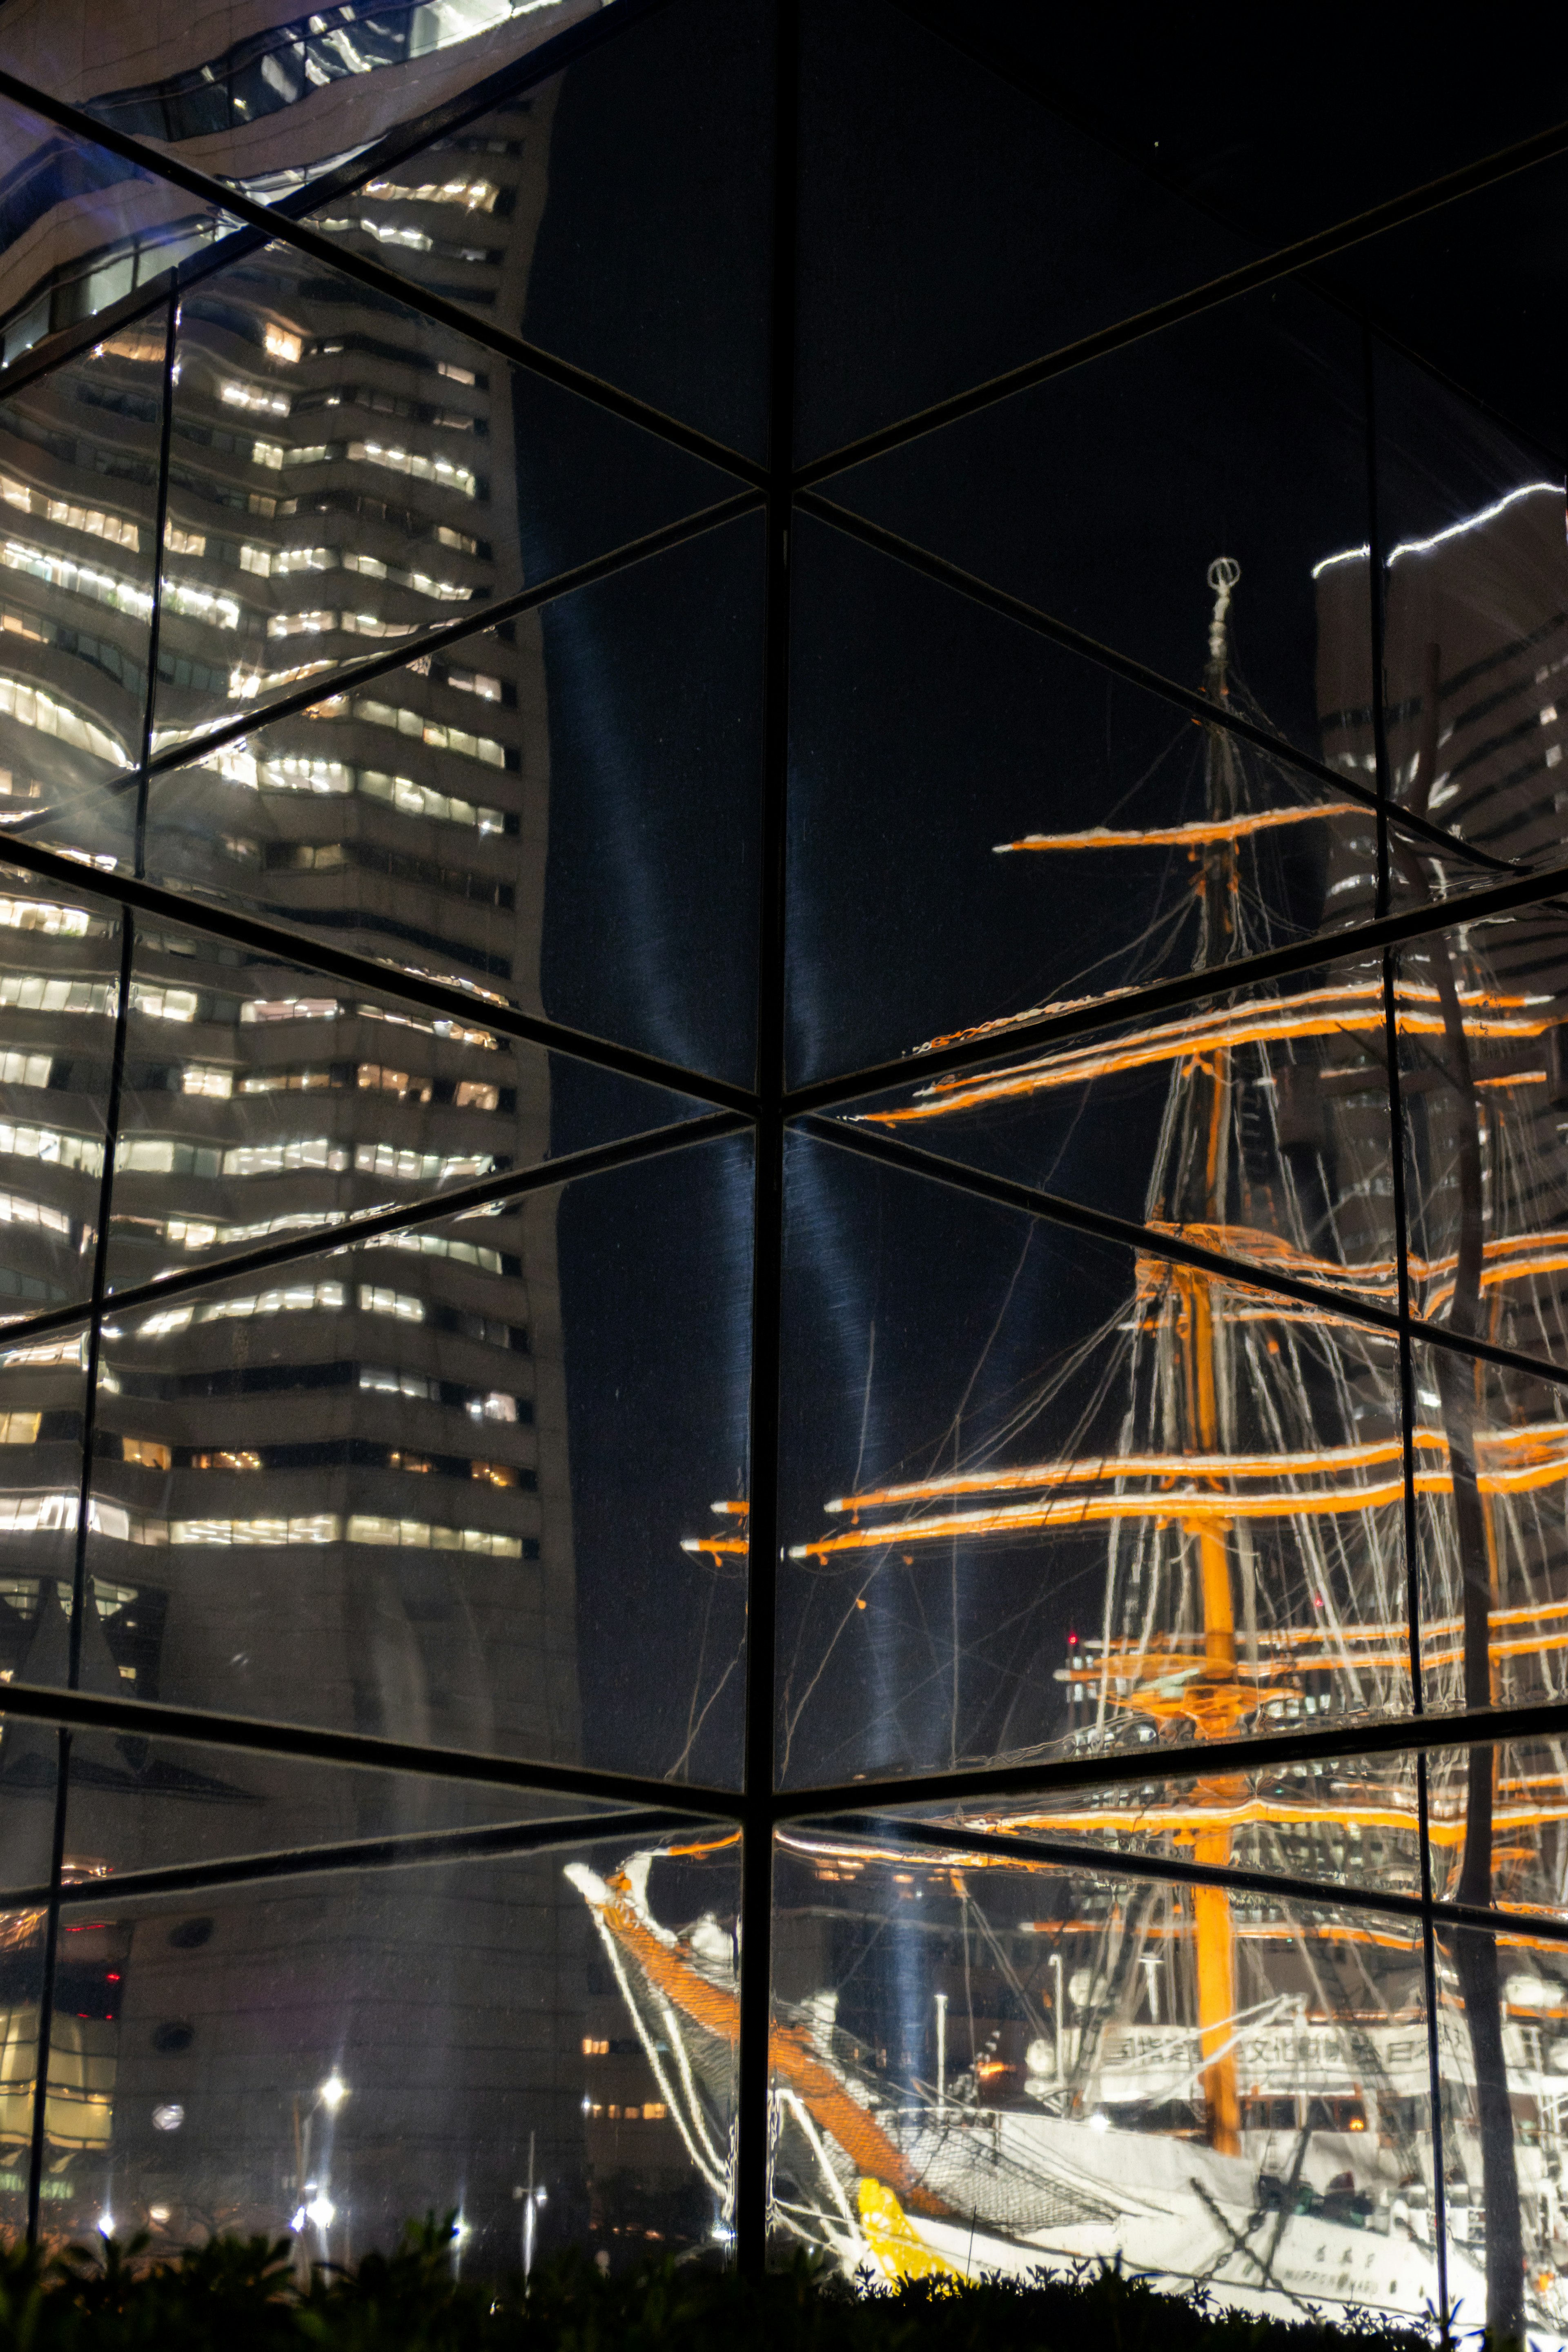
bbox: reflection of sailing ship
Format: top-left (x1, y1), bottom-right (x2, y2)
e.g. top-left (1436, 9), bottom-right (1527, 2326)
top-left (578, 564), bottom-right (1568, 2328)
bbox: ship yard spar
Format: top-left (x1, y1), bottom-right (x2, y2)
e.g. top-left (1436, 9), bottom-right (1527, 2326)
top-left (577, 560), bottom-right (1568, 2336)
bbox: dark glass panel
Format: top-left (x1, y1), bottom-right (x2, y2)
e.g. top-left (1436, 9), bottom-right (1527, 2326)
top-left (0, 864), bottom-right (118, 1316)
top-left (834, 945), bottom-right (1399, 1306)
top-left (0, 1318), bottom-right (88, 1693)
top-left (777, 1131), bottom-right (1409, 1792)
top-left (1426, 1736), bottom-right (1568, 1924)
top-left (794, 0), bottom-right (1243, 463)
top-left (147, 513), bottom-right (765, 1087)
top-left (1410, 1339), bottom-right (1568, 1724)
top-left (0, 332), bottom-right (166, 864)
top-left (787, 514), bottom-right (1379, 1089)
top-left (873, 1745), bottom-right (1424, 1903)
top-left (1433, 1924), bottom-right (1565, 2337)
top-left (771, 1834), bottom-right (1439, 2310)
top-left (0, 1), bottom-right (599, 203)
top-left (105, 910), bottom-right (706, 1296)
top-left (0, 1900), bottom-right (45, 2239)
top-left (1370, 343), bottom-right (1568, 893)
top-left (827, 282), bottom-right (1371, 774)
top-left (0, 93), bottom-right (234, 375)
top-left (310, 0), bottom-right (771, 459)
top-left (151, 238), bottom-right (737, 755)
top-left (39, 1825), bottom-right (739, 2261)
top-left (0, 1710), bottom-right (58, 1891)
top-left (62, 1726), bottom-right (628, 1883)
top-left (1396, 909), bottom-right (1568, 1372)
top-left (84, 1133), bottom-right (752, 1780)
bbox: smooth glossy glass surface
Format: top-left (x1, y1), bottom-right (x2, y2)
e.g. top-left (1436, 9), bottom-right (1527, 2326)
top-left (37, 1825), bottom-right (739, 2260)
top-left (0, 0), bottom-right (600, 200)
top-left (61, 1726), bottom-right (630, 1883)
top-left (1411, 1338), bottom-right (1568, 1722)
top-left (835, 947), bottom-right (1400, 1305)
top-left (876, 1747), bottom-right (1425, 1902)
top-left (828, 283), bottom-right (1370, 771)
top-left (0, 864), bottom-right (118, 1316)
top-left (105, 912), bottom-right (707, 1295)
top-left (83, 1132), bottom-right (751, 1779)
top-left (0, 94), bottom-right (235, 374)
top-left (0, 1318), bottom-right (88, 1692)
top-left (151, 238), bottom-right (737, 756)
top-left (794, 0), bottom-right (1244, 463)
top-left (1397, 910), bottom-right (1568, 1370)
top-left (1426, 1735), bottom-right (1568, 1923)
top-left (778, 1130), bottom-right (1409, 1790)
top-left (0, 1905), bottom-right (44, 2233)
top-left (148, 512), bottom-right (766, 1085)
top-left (771, 1834), bottom-right (1438, 2308)
top-left (0, 1711), bottom-right (58, 1891)
top-left (787, 514), bottom-right (1379, 1088)
top-left (1368, 342), bottom-right (1568, 886)
top-left (1433, 1924), bottom-right (1567, 2334)
top-left (0, 330), bottom-right (167, 864)
top-left (309, 0), bottom-right (771, 460)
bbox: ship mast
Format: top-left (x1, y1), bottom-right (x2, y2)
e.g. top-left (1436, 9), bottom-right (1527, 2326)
top-left (1182, 557), bottom-right (1244, 2159)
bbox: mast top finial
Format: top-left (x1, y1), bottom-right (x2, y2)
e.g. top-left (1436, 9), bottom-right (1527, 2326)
top-left (1207, 555), bottom-right (1240, 665)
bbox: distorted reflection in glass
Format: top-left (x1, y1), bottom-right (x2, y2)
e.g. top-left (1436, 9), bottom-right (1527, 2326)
top-left (1426, 1737), bottom-right (1568, 1922)
top-left (151, 238), bottom-right (732, 757)
top-left (835, 944), bottom-right (1399, 1299)
top-left (778, 1133), bottom-right (1409, 1790)
top-left (0, 332), bottom-right (165, 864)
top-left (85, 1134), bottom-right (751, 1780)
top-left (886, 1748), bottom-right (1424, 1903)
top-left (0, 94), bottom-right (235, 374)
top-left (1434, 1924), bottom-right (1568, 2341)
top-left (147, 513), bottom-right (766, 1085)
top-left (105, 915), bottom-right (704, 1296)
top-left (37, 1828), bottom-right (737, 2261)
top-left (787, 515), bottom-right (1379, 1087)
top-left (769, 1837), bottom-right (1440, 2317)
top-left (0, 864), bottom-right (118, 1314)
top-left (0, 1320), bottom-right (87, 1694)
top-left (306, 0), bottom-right (772, 460)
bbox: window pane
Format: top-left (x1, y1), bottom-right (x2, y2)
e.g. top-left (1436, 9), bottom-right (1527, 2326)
top-left (869, 1744), bottom-right (1425, 1904)
top-left (83, 1133), bottom-right (753, 1780)
top-left (0, 1892), bottom-right (45, 2239)
top-left (1434, 1922), bottom-right (1563, 2338)
top-left (834, 944), bottom-right (1399, 1305)
top-left (307, 0), bottom-right (772, 459)
top-left (151, 238), bottom-right (738, 757)
top-left (106, 909), bottom-right (708, 1295)
top-left (147, 512), bottom-right (766, 1087)
top-left (1426, 1735), bottom-right (1568, 1924)
top-left (0, 1319), bottom-right (88, 1694)
top-left (0, 1710), bottom-right (58, 1891)
top-left (771, 1833), bottom-right (1439, 2316)
top-left (787, 514), bottom-right (1380, 1087)
top-left (778, 1131), bottom-right (1409, 1791)
top-left (0, 94), bottom-right (235, 375)
top-left (0, 862), bottom-right (119, 1315)
top-left (1, 1), bottom-right (601, 200)
top-left (39, 1824), bottom-right (739, 2261)
top-left (795, 0), bottom-right (1243, 463)
top-left (0, 332), bottom-right (166, 864)
top-left (1411, 1339), bottom-right (1568, 1723)
top-left (61, 1724), bottom-right (633, 1882)
top-left (827, 281), bottom-right (1370, 775)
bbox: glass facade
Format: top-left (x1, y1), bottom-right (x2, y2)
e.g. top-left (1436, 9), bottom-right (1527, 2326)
top-left (0, 0), bottom-right (1562, 2334)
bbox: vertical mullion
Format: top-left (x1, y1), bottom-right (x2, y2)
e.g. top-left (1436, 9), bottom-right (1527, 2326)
top-left (734, 0), bottom-right (797, 2276)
